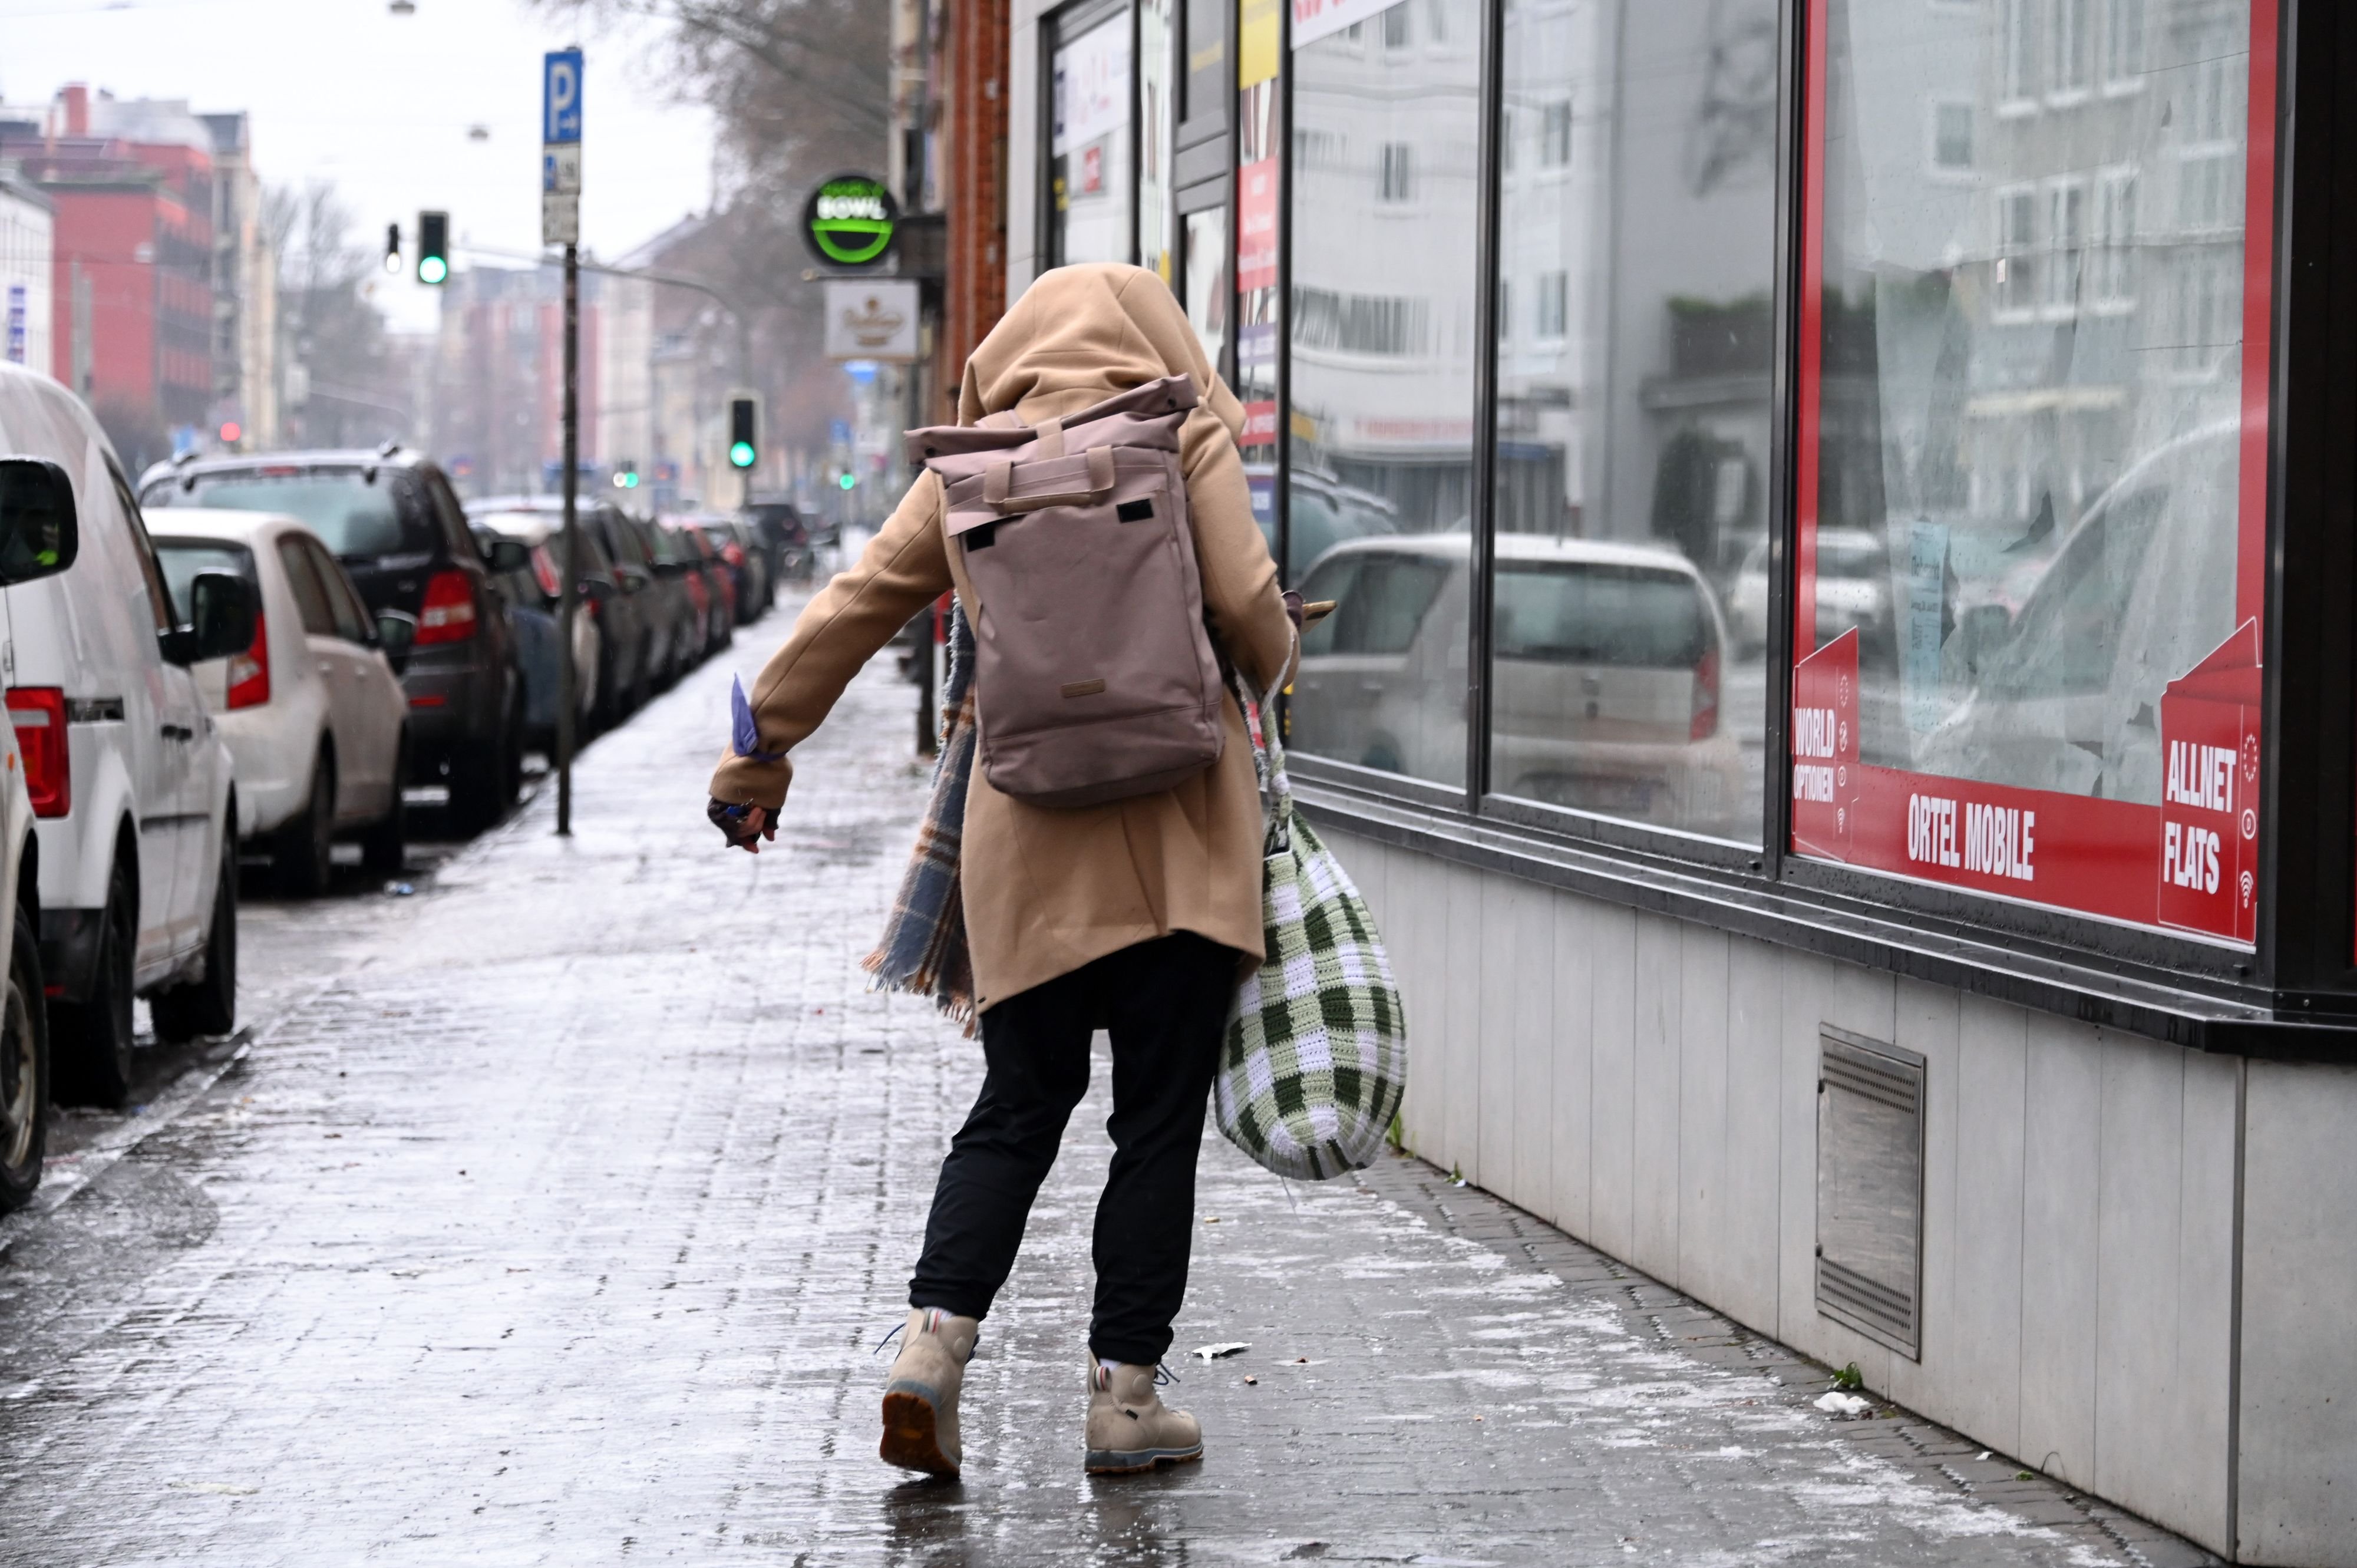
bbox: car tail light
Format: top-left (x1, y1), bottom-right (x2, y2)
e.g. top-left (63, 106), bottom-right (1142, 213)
top-left (1690, 645), bottom-right (1721, 741)
top-left (5, 686), bottom-right (69, 818)
top-left (417, 568), bottom-right (478, 645)
top-left (226, 609), bottom-right (270, 708)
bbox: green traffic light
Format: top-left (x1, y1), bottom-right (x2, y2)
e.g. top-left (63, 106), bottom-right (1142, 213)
top-left (418, 254), bottom-right (448, 285)
top-left (729, 441), bottom-right (757, 470)
top-left (837, 471), bottom-right (856, 491)
top-left (623, 472), bottom-right (640, 488)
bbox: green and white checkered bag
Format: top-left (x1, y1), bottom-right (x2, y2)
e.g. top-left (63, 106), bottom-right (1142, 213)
top-left (1213, 678), bottom-right (1407, 1180)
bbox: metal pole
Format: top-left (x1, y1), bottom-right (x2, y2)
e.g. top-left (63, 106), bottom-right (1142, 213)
top-left (557, 242), bottom-right (580, 836)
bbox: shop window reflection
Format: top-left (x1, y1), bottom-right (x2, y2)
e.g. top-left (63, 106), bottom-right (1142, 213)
top-left (1286, 0), bottom-right (1478, 789)
top-left (1487, 0), bottom-right (1778, 841)
top-left (1813, 0), bottom-right (2256, 813)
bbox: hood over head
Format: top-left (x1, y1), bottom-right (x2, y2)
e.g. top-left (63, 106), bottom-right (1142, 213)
top-left (957, 263), bottom-right (1243, 440)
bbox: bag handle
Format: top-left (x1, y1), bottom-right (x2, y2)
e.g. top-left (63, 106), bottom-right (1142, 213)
top-left (1228, 657), bottom-right (1295, 856)
top-left (982, 446), bottom-right (1116, 511)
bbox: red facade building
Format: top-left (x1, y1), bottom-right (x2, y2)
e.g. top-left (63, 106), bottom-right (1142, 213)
top-left (0, 85), bottom-right (217, 471)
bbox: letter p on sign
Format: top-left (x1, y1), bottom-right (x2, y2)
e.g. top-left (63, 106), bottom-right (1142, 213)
top-left (544, 49), bottom-right (583, 144)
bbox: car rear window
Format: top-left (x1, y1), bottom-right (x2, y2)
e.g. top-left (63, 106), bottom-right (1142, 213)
top-left (1298, 553), bottom-right (1450, 656)
top-left (144, 470), bottom-right (432, 559)
top-left (150, 541), bottom-right (256, 616)
top-left (1494, 563), bottom-right (1709, 668)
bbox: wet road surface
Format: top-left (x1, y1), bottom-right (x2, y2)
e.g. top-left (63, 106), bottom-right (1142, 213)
top-left (0, 596), bottom-right (2214, 1565)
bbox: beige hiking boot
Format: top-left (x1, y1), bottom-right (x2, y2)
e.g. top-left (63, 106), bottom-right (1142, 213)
top-left (1083, 1359), bottom-right (1203, 1475)
top-left (879, 1308), bottom-right (978, 1478)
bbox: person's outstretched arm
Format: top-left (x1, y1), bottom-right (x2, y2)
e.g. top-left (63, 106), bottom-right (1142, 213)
top-left (1178, 402), bottom-right (1297, 697)
top-left (709, 474), bottom-right (952, 844)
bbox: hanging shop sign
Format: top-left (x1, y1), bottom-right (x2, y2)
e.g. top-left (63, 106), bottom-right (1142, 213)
top-left (803, 174), bottom-right (899, 269)
top-left (823, 279), bottom-right (920, 362)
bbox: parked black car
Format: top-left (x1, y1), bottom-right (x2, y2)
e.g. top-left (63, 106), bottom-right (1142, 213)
top-left (691, 516), bottom-right (772, 622)
top-left (141, 447), bottom-right (523, 830)
top-left (662, 517), bottom-right (735, 655)
top-left (467, 496), bottom-right (658, 726)
top-left (742, 497), bottom-right (817, 585)
top-left (596, 513), bottom-right (695, 689)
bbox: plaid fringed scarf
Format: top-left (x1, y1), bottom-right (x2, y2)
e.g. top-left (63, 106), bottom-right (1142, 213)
top-left (862, 600), bottom-right (979, 1031)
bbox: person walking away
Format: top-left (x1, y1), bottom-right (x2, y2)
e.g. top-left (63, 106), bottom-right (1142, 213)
top-left (707, 263), bottom-right (1297, 1479)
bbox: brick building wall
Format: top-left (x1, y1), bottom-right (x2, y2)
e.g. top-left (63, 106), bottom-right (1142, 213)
top-left (939, 0), bottom-right (1011, 420)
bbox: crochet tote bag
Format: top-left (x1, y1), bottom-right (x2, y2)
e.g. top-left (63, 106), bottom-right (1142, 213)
top-left (1213, 682), bottom-right (1408, 1180)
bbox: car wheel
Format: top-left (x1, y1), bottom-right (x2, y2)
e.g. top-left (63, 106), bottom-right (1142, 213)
top-left (448, 728), bottom-right (510, 837)
top-left (0, 909), bottom-right (48, 1213)
top-left (52, 856), bottom-right (136, 1108)
top-left (276, 750), bottom-right (335, 897)
top-left (361, 740), bottom-right (407, 876)
top-left (152, 833), bottom-right (236, 1043)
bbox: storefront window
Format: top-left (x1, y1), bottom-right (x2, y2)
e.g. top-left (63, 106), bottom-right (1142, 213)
top-left (1183, 204), bottom-right (1229, 369)
top-left (1140, 0), bottom-right (1176, 282)
top-left (1234, 0), bottom-right (1284, 543)
top-left (1051, 6), bottom-right (1135, 266)
top-left (1487, 0), bottom-right (1778, 840)
top-left (1796, 0), bottom-right (2276, 941)
top-left (1285, 0), bottom-right (1480, 789)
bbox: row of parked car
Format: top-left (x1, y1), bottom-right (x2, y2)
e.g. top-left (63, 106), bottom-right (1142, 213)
top-left (0, 360), bottom-right (809, 1214)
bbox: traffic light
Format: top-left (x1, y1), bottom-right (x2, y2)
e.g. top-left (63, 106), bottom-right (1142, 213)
top-left (611, 460), bottom-right (639, 491)
top-left (837, 470), bottom-right (856, 491)
top-left (417, 211), bottom-right (450, 285)
top-left (383, 223), bottom-right (401, 275)
top-left (727, 395), bottom-right (759, 470)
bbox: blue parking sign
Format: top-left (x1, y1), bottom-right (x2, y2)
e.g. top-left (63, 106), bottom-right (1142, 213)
top-left (543, 50), bottom-right (583, 144)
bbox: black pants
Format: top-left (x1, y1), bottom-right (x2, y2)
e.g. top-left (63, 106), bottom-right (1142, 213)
top-left (907, 932), bottom-right (1233, 1366)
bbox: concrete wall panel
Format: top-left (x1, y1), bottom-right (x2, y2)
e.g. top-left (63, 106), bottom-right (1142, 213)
top-left (1676, 923), bottom-right (1732, 1303)
top-left (1443, 862), bottom-right (1487, 1184)
top-left (1630, 912), bottom-right (1683, 1281)
top-left (2239, 1059), bottom-right (2357, 1566)
top-left (1884, 980), bottom-right (1960, 1420)
top-left (1587, 901), bottom-right (1638, 1260)
top-left (2018, 1014), bottom-right (2102, 1491)
top-left (1549, 892), bottom-right (1597, 1236)
top-left (1945, 994), bottom-right (2028, 1457)
top-left (1504, 880), bottom-right (1556, 1223)
top-left (1720, 935), bottom-right (1784, 1335)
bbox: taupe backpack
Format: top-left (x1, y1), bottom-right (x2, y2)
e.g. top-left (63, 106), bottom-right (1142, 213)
top-left (905, 375), bottom-right (1224, 808)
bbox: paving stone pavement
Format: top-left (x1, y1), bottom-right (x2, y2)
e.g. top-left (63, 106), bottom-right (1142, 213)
top-left (0, 596), bottom-right (2220, 1566)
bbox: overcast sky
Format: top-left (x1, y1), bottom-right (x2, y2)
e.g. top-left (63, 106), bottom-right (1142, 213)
top-left (2, 0), bottom-right (717, 331)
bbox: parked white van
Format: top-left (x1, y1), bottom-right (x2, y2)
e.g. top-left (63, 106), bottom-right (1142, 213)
top-left (0, 365), bottom-right (254, 1107)
top-left (0, 452), bottom-right (87, 1210)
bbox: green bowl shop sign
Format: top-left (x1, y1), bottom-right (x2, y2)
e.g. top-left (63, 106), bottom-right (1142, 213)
top-left (804, 176), bottom-right (899, 268)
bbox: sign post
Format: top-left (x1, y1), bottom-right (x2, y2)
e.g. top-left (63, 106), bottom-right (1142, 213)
top-left (544, 48), bottom-right (583, 836)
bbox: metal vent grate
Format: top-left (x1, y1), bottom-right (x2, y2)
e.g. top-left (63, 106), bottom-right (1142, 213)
top-left (1815, 1025), bottom-right (1926, 1358)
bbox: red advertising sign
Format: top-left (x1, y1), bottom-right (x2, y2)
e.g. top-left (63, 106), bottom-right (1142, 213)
top-left (1237, 157), bottom-right (1279, 292)
top-left (1790, 629), bottom-right (1858, 860)
top-left (2157, 621), bottom-right (2262, 943)
top-left (1240, 399), bottom-right (1277, 448)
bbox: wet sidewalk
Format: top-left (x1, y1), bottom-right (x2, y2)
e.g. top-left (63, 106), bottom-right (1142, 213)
top-left (0, 602), bottom-right (2213, 1565)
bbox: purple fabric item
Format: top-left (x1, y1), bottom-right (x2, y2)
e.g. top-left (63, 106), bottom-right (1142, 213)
top-left (731, 674), bottom-right (786, 763)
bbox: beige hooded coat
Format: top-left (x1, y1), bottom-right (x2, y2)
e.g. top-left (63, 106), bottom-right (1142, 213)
top-left (709, 263), bottom-right (1296, 1012)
